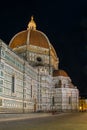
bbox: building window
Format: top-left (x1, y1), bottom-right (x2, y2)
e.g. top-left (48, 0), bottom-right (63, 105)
top-left (0, 71), bottom-right (3, 77)
top-left (69, 96), bottom-right (71, 104)
top-left (24, 103), bottom-right (26, 107)
top-left (0, 99), bottom-right (2, 106)
top-left (0, 88), bottom-right (2, 92)
top-left (0, 62), bottom-right (4, 69)
top-left (12, 76), bottom-right (15, 93)
top-left (31, 85), bottom-right (32, 97)
top-left (52, 96), bottom-right (55, 106)
top-left (0, 80), bottom-right (3, 85)
top-left (58, 80), bottom-right (62, 87)
top-left (1, 50), bottom-right (4, 57)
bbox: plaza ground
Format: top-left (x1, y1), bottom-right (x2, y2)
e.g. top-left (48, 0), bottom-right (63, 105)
top-left (0, 112), bottom-right (87, 130)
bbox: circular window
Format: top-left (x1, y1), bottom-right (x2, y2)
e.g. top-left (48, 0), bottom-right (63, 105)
top-left (36, 57), bottom-right (42, 62)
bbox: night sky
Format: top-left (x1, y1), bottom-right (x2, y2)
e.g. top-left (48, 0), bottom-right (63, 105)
top-left (0, 0), bottom-right (87, 97)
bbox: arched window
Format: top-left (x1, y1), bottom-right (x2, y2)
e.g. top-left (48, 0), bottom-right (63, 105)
top-left (58, 80), bottom-right (62, 87)
top-left (69, 96), bottom-right (71, 104)
top-left (31, 85), bottom-right (32, 97)
top-left (12, 75), bottom-right (15, 93)
top-left (55, 80), bottom-right (62, 88)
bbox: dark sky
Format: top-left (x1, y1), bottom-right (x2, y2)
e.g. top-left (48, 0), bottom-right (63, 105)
top-left (0, 0), bottom-right (87, 97)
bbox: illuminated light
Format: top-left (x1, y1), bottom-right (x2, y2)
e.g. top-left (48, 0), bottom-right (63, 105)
top-left (79, 106), bottom-right (82, 110)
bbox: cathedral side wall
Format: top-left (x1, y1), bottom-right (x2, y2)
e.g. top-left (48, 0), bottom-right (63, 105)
top-left (0, 41), bottom-right (38, 113)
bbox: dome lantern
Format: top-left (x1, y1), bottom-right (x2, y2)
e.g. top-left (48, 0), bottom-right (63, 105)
top-left (27, 16), bottom-right (36, 30)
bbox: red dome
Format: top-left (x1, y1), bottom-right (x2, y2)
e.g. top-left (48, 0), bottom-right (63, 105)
top-left (53, 70), bottom-right (68, 77)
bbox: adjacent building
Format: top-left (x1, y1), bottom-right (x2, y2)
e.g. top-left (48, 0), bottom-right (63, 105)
top-left (0, 16), bottom-right (79, 113)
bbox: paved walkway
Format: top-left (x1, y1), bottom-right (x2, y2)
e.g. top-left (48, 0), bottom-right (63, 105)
top-left (0, 112), bottom-right (86, 130)
top-left (0, 112), bottom-right (54, 122)
top-left (0, 112), bottom-right (69, 122)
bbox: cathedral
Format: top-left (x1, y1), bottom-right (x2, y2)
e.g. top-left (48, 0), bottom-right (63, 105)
top-left (0, 16), bottom-right (79, 113)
